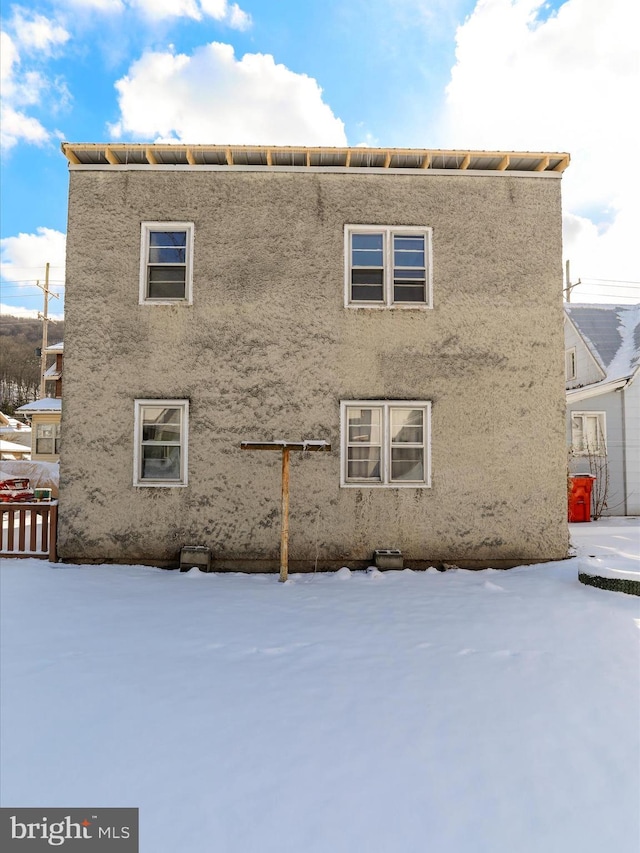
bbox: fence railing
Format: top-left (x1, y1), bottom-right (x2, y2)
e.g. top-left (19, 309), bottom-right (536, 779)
top-left (0, 501), bottom-right (58, 561)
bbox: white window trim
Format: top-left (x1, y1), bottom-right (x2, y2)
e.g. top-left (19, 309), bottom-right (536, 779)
top-left (344, 225), bottom-right (433, 309)
top-left (134, 399), bottom-right (189, 487)
top-left (340, 400), bottom-right (432, 488)
top-left (565, 347), bottom-right (577, 381)
top-left (139, 222), bottom-right (194, 305)
top-left (570, 411), bottom-right (606, 456)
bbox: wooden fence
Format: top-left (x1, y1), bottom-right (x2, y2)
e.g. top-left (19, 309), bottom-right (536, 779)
top-left (0, 501), bottom-right (58, 561)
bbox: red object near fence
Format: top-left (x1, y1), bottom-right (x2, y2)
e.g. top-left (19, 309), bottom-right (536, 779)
top-left (568, 474), bottom-right (595, 522)
top-left (0, 478), bottom-right (34, 502)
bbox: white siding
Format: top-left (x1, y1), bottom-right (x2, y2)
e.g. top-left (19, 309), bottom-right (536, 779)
top-left (623, 376), bottom-right (640, 515)
top-left (564, 317), bottom-right (604, 389)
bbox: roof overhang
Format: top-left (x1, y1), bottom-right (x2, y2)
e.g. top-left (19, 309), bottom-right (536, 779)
top-left (61, 143), bottom-right (569, 176)
top-left (566, 377), bottom-right (630, 403)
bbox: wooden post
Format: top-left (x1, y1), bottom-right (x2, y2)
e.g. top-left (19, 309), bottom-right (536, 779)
top-left (280, 448), bottom-right (290, 582)
top-left (240, 440), bottom-right (331, 582)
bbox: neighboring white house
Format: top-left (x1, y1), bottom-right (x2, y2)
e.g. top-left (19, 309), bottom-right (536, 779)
top-left (15, 398), bottom-right (62, 462)
top-left (565, 303), bottom-right (640, 516)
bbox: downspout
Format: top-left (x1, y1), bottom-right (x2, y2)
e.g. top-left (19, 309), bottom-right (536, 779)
top-left (620, 384), bottom-right (628, 516)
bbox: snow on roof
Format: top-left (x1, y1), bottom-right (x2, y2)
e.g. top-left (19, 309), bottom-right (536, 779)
top-left (565, 303), bottom-right (640, 384)
top-left (16, 397), bottom-right (62, 413)
top-left (46, 341), bottom-right (64, 352)
top-left (0, 439), bottom-right (31, 453)
top-left (44, 363), bottom-right (62, 379)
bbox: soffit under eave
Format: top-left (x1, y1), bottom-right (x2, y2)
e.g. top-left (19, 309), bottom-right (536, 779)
top-left (61, 143), bottom-right (570, 174)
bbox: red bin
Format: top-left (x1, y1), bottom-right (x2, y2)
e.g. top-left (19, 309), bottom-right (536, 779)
top-left (568, 474), bottom-right (595, 522)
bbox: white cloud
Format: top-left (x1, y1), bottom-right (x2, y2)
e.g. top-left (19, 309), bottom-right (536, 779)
top-left (200, 0), bottom-right (252, 30)
top-left (0, 303), bottom-right (64, 320)
top-left (0, 228), bottom-right (66, 300)
top-left (441, 0), bottom-right (640, 286)
top-left (57, 0), bottom-right (125, 10)
top-left (10, 9), bottom-right (70, 54)
top-left (57, 0), bottom-right (251, 27)
top-left (111, 43), bottom-right (347, 146)
top-left (131, 0), bottom-right (201, 21)
top-left (0, 105), bottom-right (50, 150)
top-left (0, 12), bottom-right (70, 151)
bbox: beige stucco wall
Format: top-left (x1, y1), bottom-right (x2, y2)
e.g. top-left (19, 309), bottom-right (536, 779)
top-left (59, 167), bottom-right (569, 568)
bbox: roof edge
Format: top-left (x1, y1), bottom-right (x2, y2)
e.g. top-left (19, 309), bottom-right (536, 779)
top-left (61, 143), bottom-right (570, 174)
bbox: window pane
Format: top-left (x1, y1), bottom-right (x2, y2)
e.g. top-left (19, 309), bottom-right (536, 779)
top-left (393, 283), bottom-right (426, 303)
top-left (352, 249), bottom-right (383, 266)
top-left (143, 406), bottom-right (180, 424)
top-left (149, 231), bottom-right (187, 247)
top-left (352, 269), bottom-right (383, 285)
top-left (391, 409), bottom-right (423, 443)
top-left (351, 285), bottom-right (384, 301)
top-left (584, 416), bottom-right (600, 450)
top-left (141, 445), bottom-right (181, 480)
top-left (394, 269), bottom-right (425, 280)
top-left (391, 447), bottom-right (424, 481)
top-left (148, 246), bottom-right (186, 264)
top-left (147, 266), bottom-right (186, 299)
top-left (347, 447), bottom-right (381, 480)
top-left (394, 250), bottom-right (424, 267)
top-left (143, 407), bottom-right (181, 443)
top-left (571, 416), bottom-right (584, 449)
top-left (36, 438), bottom-right (54, 455)
top-left (352, 233), bottom-right (383, 250)
top-left (394, 236), bottom-right (424, 251)
top-left (348, 408), bottom-right (381, 444)
top-left (351, 269), bottom-right (384, 301)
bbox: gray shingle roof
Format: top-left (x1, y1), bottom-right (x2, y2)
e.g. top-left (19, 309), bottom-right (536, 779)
top-left (565, 303), bottom-right (640, 382)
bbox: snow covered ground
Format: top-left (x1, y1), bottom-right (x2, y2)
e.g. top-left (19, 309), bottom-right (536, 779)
top-left (1, 519), bottom-right (639, 853)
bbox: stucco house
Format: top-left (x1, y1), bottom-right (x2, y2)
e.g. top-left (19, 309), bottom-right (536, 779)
top-left (565, 303), bottom-right (640, 516)
top-left (58, 143), bottom-right (570, 570)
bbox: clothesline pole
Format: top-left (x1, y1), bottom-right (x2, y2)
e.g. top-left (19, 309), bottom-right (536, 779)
top-left (280, 447), bottom-right (290, 582)
top-left (240, 440), bottom-right (332, 583)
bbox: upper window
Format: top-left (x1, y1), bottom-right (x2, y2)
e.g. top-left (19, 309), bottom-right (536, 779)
top-left (565, 347), bottom-right (577, 381)
top-left (140, 222), bottom-right (194, 304)
top-left (134, 400), bottom-right (189, 486)
top-left (341, 401), bottom-right (431, 487)
top-left (571, 412), bottom-right (606, 456)
top-left (345, 225), bottom-right (432, 308)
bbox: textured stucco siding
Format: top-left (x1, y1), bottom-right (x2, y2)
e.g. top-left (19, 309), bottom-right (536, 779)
top-left (59, 168), bottom-right (569, 568)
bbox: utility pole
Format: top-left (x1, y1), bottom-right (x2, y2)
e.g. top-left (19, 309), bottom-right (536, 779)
top-left (564, 259), bottom-right (581, 303)
top-left (36, 263), bottom-right (59, 398)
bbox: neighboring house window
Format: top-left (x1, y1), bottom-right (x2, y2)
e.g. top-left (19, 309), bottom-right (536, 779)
top-left (134, 400), bottom-right (189, 486)
top-left (345, 226), bottom-right (432, 307)
top-left (341, 401), bottom-right (431, 487)
top-left (565, 348), bottom-right (576, 381)
top-left (571, 412), bottom-right (606, 455)
top-left (140, 222), bottom-right (194, 303)
top-left (35, 422), bottom-right (60, 455)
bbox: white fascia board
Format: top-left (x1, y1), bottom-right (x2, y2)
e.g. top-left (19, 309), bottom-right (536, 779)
top-left (566, 378), bottom-right (628, 403)
top-left (67, 164), bottom-right (563, 179)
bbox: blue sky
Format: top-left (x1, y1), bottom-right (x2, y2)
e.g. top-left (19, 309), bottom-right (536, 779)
top-left (1, 0), bottom-right (638, 318)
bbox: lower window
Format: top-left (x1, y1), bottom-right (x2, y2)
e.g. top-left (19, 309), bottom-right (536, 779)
top-left (571, 411), bottom-right (606, 455)
top-left (35, 422), bottom-right (60, 456)
top-left (341, 400), bottom-right (431, 487)
top-left (134, 400), bottom-right (188, 486)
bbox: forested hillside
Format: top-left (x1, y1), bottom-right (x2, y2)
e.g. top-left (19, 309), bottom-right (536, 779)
top-left (0, 316), bottom-right (64, 415)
